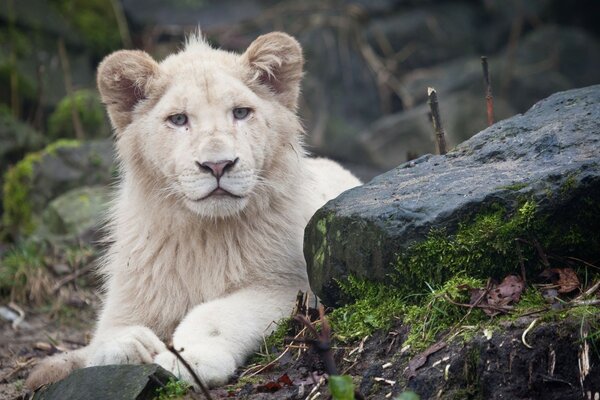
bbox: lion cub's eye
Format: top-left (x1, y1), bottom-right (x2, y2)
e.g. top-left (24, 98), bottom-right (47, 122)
top-left (168, 113), bottom-right (188, 126)
top-left (233, 107), bottom-right (251, 120)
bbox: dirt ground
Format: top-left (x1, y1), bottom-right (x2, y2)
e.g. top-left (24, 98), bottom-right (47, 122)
top-left (2, 286), bottom-right (598, 400)
top-left (0, 291), bottom-right (97, 400)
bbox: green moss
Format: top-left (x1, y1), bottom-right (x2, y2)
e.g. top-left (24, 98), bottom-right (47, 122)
top-left (48, 89), bottom-right (108, 140)
top-left (497, 182), bottom-right (528, 191)
top-left (153, 378), bottom-right (190, 400)
top-left (395, 201), bottom-right (537, 291)
top-left (329, 276), bottom-right (405, 342)
top-left (2, 151), bottom-right (40, 236)
top-left (2, 139), bottom-right (80, 236)
top-left (402, 275), bottom-right (487, 351)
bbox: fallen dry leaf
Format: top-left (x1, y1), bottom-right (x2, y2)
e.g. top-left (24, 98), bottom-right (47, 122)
top-left (406, 341), bottom-right (447, 379)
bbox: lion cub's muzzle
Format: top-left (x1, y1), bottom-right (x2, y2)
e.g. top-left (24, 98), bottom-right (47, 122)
top-left (196, 158), bottom-right (239, 180)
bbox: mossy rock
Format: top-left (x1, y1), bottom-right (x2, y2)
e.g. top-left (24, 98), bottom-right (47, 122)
top-left (305, 85), bottom-right (600, 306)
top-left (2, 139), bottom-right (115, 238)
top-left (41, 185), bottom-right (111, 242)
top-left (0, 109), bottom-right (46, 214)
top-left (48, 89), bottom-right (110, 140)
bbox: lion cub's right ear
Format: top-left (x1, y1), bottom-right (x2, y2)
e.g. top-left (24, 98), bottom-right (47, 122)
top-left (97, 50), bottom-right (160, 132)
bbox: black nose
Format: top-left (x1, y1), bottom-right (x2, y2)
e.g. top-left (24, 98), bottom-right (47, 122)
top-left (196, 158), bottom-right (238, 179)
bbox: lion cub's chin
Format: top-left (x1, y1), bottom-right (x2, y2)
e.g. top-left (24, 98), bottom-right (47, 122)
top-left (184, 195), bottom-right (250, 218)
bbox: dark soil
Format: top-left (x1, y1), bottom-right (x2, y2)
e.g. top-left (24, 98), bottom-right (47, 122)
top-left (2, 292), bottom-right (599, 400)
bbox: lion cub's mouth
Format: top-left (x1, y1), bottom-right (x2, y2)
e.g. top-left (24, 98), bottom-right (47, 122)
top-left (193, 187), bottom-right (244, 201)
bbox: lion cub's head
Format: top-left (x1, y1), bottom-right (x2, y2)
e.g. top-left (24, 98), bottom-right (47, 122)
top-left (97, 33), bottom-right (304, 218)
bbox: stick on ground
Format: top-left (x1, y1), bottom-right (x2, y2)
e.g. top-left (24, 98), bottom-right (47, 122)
top-left (481, 56), bottom-right (495, 126)
top-left (427, 87), bottom-right (447, 155)
top-left (167, 345), bottom-right (213, 400)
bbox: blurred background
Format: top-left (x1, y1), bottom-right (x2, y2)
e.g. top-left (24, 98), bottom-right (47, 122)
top-left (0, 2), bottom-right (599, 396)
top-left (0, 0), bottom-right (599, 306)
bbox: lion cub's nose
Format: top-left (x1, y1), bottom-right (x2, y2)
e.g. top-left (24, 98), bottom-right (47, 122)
top-left (196, 158), bottom-right (238, 179)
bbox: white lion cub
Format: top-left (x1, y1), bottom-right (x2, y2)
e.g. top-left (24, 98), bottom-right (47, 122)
top-left (27, 32), bottom-right (360, 389)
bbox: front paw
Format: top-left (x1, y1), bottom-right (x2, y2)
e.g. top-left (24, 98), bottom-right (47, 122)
top-left (87, 326), bottom-right (167, 366)
top-left (154, 345), bottom-right (236, 388)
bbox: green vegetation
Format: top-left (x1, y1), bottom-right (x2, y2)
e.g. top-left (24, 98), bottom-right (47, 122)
top-left (2, 139), bottom-right (80, 237)
top-left (402, 276), bottom-right (486, 351)
top-left (329, 276), bottom-right (404, 341)
top-left (328, 198), bottom-right (600, 351)
top-left (153, 378), bottom-right (190, 400)
top-left (0, 241), bottom-right (48, 304)
top-left (49, 0), bottom-right (122, 57)
top-left (396, 201), bottom-right (537, 288)
top-left (329, 375), bottom-right (355, 400)
top-left (48, 89), bottom-right (109, 140)
top-left (250, 318), bottom-right (293, 364)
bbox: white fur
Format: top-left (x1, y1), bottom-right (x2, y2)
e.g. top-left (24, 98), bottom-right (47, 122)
top-left (27, 32), bottom-right (360, 390)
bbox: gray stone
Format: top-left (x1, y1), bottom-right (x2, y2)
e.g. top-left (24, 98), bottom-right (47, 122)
top-left (305, 85), bottom-right (600, 305)
top-left (41, 186), bottom-right (111, 242)
top-left (32, 364), bottom-right (176, 400)
top-left (360, 91), bottom-right (515, 169)
top-left (2, 139), bottom-right (116, 238)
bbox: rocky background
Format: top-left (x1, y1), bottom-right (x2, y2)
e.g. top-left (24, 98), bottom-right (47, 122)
top-left (0, 1), bottom-right (599, 399)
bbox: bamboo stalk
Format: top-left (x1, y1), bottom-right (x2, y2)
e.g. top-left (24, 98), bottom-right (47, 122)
top-left (427, 87), bottom-right (447, 155)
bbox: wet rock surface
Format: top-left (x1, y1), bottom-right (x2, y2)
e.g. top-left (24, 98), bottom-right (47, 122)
top-left (305, 85), bottom-right (600, 306)
top-left (31, 364), bottom-right (175, 400)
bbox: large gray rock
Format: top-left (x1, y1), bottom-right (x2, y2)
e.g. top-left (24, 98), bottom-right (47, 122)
top-left (360, 91), bottom-right (515, 169)
top-left (2, 139), bottom-right (115, 237)
top-left (32, 364), bottom-right (176, 400)
top-left (41, 185), bottom-right (111, 243)
top-left (305, 85), bottom-right (600, 306)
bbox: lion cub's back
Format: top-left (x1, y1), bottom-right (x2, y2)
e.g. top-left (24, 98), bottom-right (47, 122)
top-left (304, 157), bottom-right (361, 209)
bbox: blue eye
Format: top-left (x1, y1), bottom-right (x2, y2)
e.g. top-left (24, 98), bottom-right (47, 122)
top-left (168, 113), bottom-right (188, 126)
top-left (233, 107), bottom-right (251, 120)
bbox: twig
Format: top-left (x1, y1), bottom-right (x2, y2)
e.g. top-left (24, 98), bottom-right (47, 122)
top-left (481, 56), bottom-right (495, 126)
top-left (52, 265), bottom-right (93, 293)
top-left (167, 345), bottom-right (213, 400)
top-left (109, 0), bottom-right (133, 48)
top-left (427, 87), bottom-right (447, 155)
top-left (57, 38), bottom-right (85, 140)
top-left (521, 318), bottom-right (538, 349)
top-left (443, 294), bottom-right (513, 313)
top-left (242, 327), bottom-right (308, 378)
top-left (0, 358), bottom-right (36, 383)
top-left (294, 307), bottom-right (338, 376)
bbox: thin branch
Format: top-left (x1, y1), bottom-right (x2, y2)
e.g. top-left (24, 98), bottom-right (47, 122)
top-left (427, 87), bottom-right (447, 155)
top-left (51, 265), bottom-right (93, 294)
top-left (109, 0), bottom-right (133, 48)
top-left (481, 56), bottom-right (495, 126)
top-left (167, 345), bottom-right (213, 400)
top-left (57, 38), bottom-right (85, 140)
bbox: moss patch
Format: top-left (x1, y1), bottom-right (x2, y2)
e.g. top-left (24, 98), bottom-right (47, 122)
top-left (2, 139), bottom-right (80, 237)
top-left (48, 89), bottom-right (109, 140)
top-left (328, 197), bottom-right (600, 350)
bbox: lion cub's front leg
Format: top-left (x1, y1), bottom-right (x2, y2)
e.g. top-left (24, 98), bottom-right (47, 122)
top-left (87, 325), bottom-right (167, 366)
top-left (154, 286), bottom-right (298, 387)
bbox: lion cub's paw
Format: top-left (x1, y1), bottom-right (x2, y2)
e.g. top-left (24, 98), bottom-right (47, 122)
top-left (154, 344), bottom-right (236, 388)
top-left (87, 326), bottom-right (167, 366)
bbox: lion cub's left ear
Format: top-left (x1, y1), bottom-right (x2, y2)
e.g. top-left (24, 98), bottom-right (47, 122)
top-left (97, 50), bottom-right (160, 132)
top-left (242, 32), bottom-right (304, 110)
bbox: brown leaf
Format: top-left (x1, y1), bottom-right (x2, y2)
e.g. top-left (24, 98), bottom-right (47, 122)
top-left (555, 268), bottom-right (580, 293)
top-left (486, 275), bottom-right (524, 306)
top-left (406, 341), bottom-right (447, 379)
top-left (277, 373), bottom-right (294, 386)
